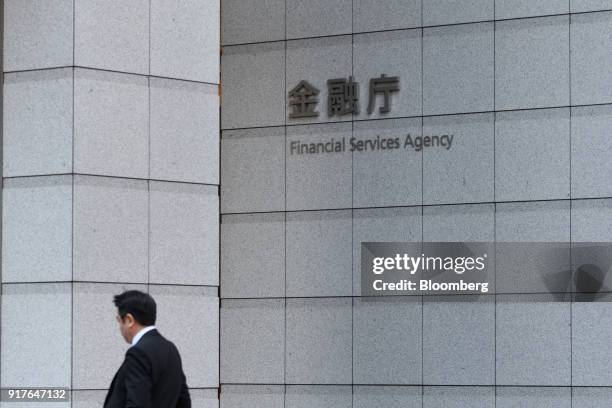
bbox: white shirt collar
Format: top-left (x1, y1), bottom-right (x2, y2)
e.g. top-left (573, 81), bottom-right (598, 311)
top-left (131, 325), bottom-right (156, 347)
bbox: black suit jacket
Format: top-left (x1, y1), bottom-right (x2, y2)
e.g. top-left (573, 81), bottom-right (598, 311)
top-left (104, 328), bottom-right (191, 408)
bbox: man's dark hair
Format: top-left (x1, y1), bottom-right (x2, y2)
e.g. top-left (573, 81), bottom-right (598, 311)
top-left (113, 290), bottom-right (156, 326)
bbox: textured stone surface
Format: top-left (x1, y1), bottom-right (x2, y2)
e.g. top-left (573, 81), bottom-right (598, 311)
top-left (571, 11), bottom-right (612, 105)
top-left (423, 0), bottom-right (493, 26)
top-left (221, 127), bottom-right (285, 213)
top-left (286, 36), bottom-right (352, 125)
top-left (353, 30), bottom-right (422, 120)
top-left (221, 43), bottom-right (285, 129)
top-left (496, 387), bottom-right (571, 408)
top-left (4, 0), bottom-right (73, 71)
top-left (3, 69), bottom-right (73, 177)
top-left (353, 0), bottom-right (421, 32)
top-left (75, 0), bottom-right (149, 74)
top-left (423, 296), bottom-right (495, 385)
top-left (285, 0), bottom-right (352, 39)
top-left (286, 210), bottom-right (352, 297)
top-left (423, 23), bottom-right (494, 115)
top-left (286, 123), bottom-right (352, 210)
top-left (74, 69), bottom-right (149, 179)
top-left (150, 78), bottom-right (219, 184)
top-left (496, 0), bottom-right (568, 19)
top-left (221, 385), bottom-right (285, 408)
top-left (1, 283), bottom-right (71, 388)
top-left (149, 182), bottom-right (219, 285)
top-left (151, 0), bottom-right (220, 83)
top-left (423, 113), bottom-right (494, 204)
top-left (353, 297), bottom-right (422, 384)
top-left (285, 386), bottom-right (352, 408)
top-left (495, 108), bottom-right (570, 201)
top-left (72, 282), bottom-right (147, 389)
top-left (2, 176), bottom-right (72, 282)
top-left (286, 298), bottom-right (352, 384)
top-left (352, 118), bottom-right (422, 208)
top-left (221, 299), bottom-right (284, 383)
top-left (150, 285), bottom-right (219, 388)
top-left (352, 207), bottom-right (422, 295)
top-left (222, 0), bottom-right (285, 45)
top-left (73, 175), bottom-right (148, 283)
top-left (423, 386), bottom-right (495, 408)
top-left (221, 213), bottom-right (285, 298)
top-left (496, 294), bottom-right (571, 386)
top-left (496, 16), bottom-right (569, 110)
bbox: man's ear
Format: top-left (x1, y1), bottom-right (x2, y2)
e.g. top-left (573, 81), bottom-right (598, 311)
top-left (124, 313), bottom-right (136, 327)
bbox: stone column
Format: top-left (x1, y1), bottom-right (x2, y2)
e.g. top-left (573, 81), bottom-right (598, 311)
top-left (2, 1), bottom-right (220, 406)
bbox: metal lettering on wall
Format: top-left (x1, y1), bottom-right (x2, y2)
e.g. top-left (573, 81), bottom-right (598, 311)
top-left (288, 74), bottom-right (400, 119)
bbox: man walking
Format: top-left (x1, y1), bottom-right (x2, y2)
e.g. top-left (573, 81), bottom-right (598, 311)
top-left (104, 290), bottom-right (191, 408)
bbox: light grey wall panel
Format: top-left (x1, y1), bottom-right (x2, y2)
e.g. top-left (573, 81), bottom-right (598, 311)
top-left (286, 123), bottom-right (352, 210)
top-left (72, 175), bottom-right (148, 283)
top-left (74, 0), bottom-right (149, 74)
top-left (495, 108), bottom-right (570, 201)
top-left (221, 127), bottom-right (285, 213)
top-left (72, 282), bottom-right (147, 389)
top-left (149, 182), bottom-right (219, 286)
top-left (4, 0), bottom-right (73, 71)
top-left (286, 298), bottom-right (352, 384)
top-left (3, 69), bottom-right (73, 177)
top-left (352, 118), bottom-right (422, 208)
top-left (423, 23), bottom-right (494, 115)
top-left (572, 296), bottom-right (612, 386)
top-left (423, 296), bottom-right (495, 385)
top-left (571, 105), bottom-right (612, 198)
top-left (353, 386), bottom-right (422, 408)
top-left (150, 78), bottom-right (219, 184)
top-left (73, 69), bottom-right (149, 179)
top-left (353, 30), bottom-right (422, 120)
top-left (353, 297), bottom-right (422, 384)
top-left (496, 387), bottom-right (571, 408)
top-left (285, 385), bottom-right (352, 408)
top-left (495, 16), bottom-right (569, 110)
top-left (2, 176), bottom-right (72, 283)
top-left (221, 385), bottom-right (285, 408)
top-left (150, 0), bottom-right (220, 83)
top-left (221, 43), bottom-right (286, 129)
top-left (286, 0), bottom-right (352, 39)
top-left (1, 283), bottom-right (72, 388)
top-left (423, 0), bottom-right (494, 25)
top-left (571, 11), bottom-right (612, 105)
top-left (423, 113), bottom-right (494, 204)
top-left (495, 0), bottom-right (568, 19)
top-left (353, 0), bottom-right (421, 32)
top-left (286, 210), bottom-right (352, 297)
top-left (571, 0), bottom-right (612, 12)
top-left (423, 204), bottom-right (495, 242)
top-left (150, 285), bottom-right (219, 389)
top-left (221, 299), bottom-right (284, 384)
top-left (221, 213), bottom-right (285, 298)
top-left (496, 294), bottom-right (571, 386)
top-left (222, 0), bottom-right (285, 45)
top-left (423, 386), bottom-right (495, 408)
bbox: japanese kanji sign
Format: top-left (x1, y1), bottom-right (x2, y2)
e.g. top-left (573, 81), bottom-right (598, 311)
top-left (288, 74), bottom-right (400, 119)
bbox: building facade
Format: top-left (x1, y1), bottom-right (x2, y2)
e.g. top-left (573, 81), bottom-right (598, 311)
top-left (220, 1), bottom-right (612, 407)
top-left (2, 1), bottom-right (612, 408)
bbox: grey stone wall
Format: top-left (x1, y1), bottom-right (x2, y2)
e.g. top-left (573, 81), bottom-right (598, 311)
top-left (220, 1), bottom-right (612, 407)
top-left (2, 1), bottom-right (220, 406)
